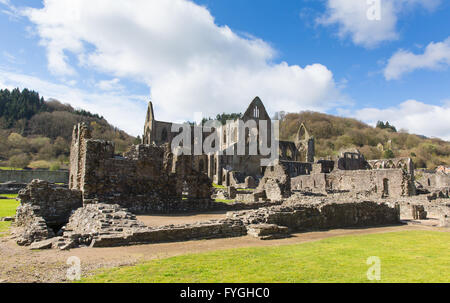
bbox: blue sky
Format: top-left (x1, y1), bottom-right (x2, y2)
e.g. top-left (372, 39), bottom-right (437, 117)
top-left (0, 0), bottom-right (449, 140)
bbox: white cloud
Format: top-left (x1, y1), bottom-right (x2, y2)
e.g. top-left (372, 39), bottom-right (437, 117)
top-left (0, 0), bottom-right (21, 20)
top-left (22, 0), bottom-right (344, 125)
top-left (355, 100), bottom-right (450, 141)
top-left (384, 37), bottom-right (450, 80)
top-left (2, 51), bottom-right (19, 64)
top-left (96, 78), bottom-right (123, 91)
top-left (0, 69), bottom-right (148, 136)
top-left (317, 0), bottom-right (441, 48)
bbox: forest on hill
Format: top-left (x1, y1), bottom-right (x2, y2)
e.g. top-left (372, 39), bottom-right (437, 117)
top-left (278, 111), bottom-right (450, 169)
top-left (0, 88), bottom-right (137, 170)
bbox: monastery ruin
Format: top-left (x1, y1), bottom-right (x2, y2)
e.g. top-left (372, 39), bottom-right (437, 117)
top-left (8, 97), bottom-right (450, 250)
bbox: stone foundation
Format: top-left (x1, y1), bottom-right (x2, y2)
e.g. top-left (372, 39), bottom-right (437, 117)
top-left (227, 199), bottom-right (400, 232)
top-left (58, 203), bottom-right (247, 249)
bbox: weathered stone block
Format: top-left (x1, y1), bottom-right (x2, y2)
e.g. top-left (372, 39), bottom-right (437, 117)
top-left (246, 224), bottom-right (290, 240)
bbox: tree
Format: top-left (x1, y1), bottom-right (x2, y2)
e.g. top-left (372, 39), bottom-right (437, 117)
top-left (383, 149), bottom-right (395, 159)
top-left (9, 153), bottom-right (30, 169)
top-left (376, 121), bottom-right (397, 132)
top-left (7, 133), bottom-right (27, 148)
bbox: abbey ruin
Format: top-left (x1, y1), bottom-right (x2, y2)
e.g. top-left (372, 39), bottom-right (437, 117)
top-left (8, 97), bottom-right (450, 249)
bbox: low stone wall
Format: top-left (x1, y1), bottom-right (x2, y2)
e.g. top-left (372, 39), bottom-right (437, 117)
top-left (227, 200), bottom-right (400, 232)
top-left (0, 182), bottom-right (27, 194)
top-left (0, 170), bottom-right (69, 184)
top-left (395, 197), bottom-right (449, 220)
top-left (214, 200), bottom-right (283, 211)
top-left (90, 220), bottom-right (247, 248)
top-left (59, 203), bottom-right (247, 249)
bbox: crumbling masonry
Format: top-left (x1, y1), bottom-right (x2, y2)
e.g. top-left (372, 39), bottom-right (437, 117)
top-left (10, 97), bottom-right (449, 249)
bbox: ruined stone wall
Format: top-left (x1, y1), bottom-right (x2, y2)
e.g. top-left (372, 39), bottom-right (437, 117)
top-left (60, 203), bottom-right (246, 249)
top-left (69, 123), bottom-right (91, 190)
top-left (279, 161), bottom-right (312, 177)
top-left (228, 200), bottom-right (400, 232)
top-left (327, 169), bottom-right (415, 197)
top-left (416, 170), bottom-right (450, 189)
top-left (337, 152), bottom-right (367, 170)
top-left (69, 124), bottom-right (213, 213)
top-left (256, 163), bottom-right (291, 201)
top-left (14, 203), bottom-right (55, 246)
top-left (292, 169), bottom-right (415, 198)
top-left (0, 181), bottom-right (27, 194)
top-left (367, 157), bottom-right (414, 176)
top-left (17, 180), bottom-right (82, 228)
top-left (291, 173), bottom-right (327, 192)
top-left (317, 160), bottom-right (335, 173)
top-left (0, 170), bottom-right (68, 184)
top-left (13, 180), bottom-right (82, 245)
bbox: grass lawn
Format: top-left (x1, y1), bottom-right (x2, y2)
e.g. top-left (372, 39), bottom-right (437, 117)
top-left (0, 196), bottom-right (19, 235)
top-left (214, 198), bottom-right (235, 204)
top-left (0, 195), bottom-right (19, 218)
top-left (81, 231), bottom-right (450, 283)
top-left (212, 183), bottom-right (226, 189)
top-left (0, 167), bottom-right (23, 170)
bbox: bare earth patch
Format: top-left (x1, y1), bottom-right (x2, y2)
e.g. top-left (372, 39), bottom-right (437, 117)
top-left (0, 223), bottom-right (447, 283)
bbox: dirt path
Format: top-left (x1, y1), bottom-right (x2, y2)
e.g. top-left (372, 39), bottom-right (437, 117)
top-left (137, 211), bottom-right (228, 227)
top-left (1, 223), bottom-right (447, 283)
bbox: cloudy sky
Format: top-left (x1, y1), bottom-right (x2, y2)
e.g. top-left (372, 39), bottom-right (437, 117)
top-left (0, 0), bottom-right (449, 140)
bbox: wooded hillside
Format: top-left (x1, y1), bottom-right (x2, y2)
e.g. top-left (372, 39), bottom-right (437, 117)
top-left (0, 88), bottom-right (137, 170)
top-left (278, 111), bottom-right (450, 169)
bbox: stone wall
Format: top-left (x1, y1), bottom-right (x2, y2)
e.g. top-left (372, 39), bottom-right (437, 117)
top-left (291, 173), bottom-right (327, 193)
top-left (46, 198), bottom-right (401, 249)
top-left (256, 163), bottom-right (291, 201)
top-left (69, 123), bottom-right (213, 214)
top-left (394, 196), bottom-right (449, 220)
top-left (327, 169), bottom-right (415, 197)
top-left (292, 169), bottom-right (415, 198)
top-left (415, 170), bottom-right (450, 189)
top-left (337, 152), bottom-right (368, 170)
top-left (279, 161), bottom-right (312, 177)
top-left (14, 203), bottom-right (55, 246)
top-left (0, 181), bottom-right (27, 194)
top-left (0, 170), bottom-right (68, 184)
top-left (367, 157), bottom-right (414, 176)
top-left (59, 203), bottom-right (247, 249)
top-left (17, 180), bottom-right (82, 228)
top-left (227, 199), bottom-right (400, 232)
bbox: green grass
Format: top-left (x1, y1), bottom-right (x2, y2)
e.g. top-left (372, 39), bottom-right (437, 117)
top-left (0, 167), bottom-right (23, 170)
top-left (81, 231), bottom-right (450, 283)
top-left (214, 199), bottom-right (235, 204)
top-left (0, 196), bottom-right (19, 218)
top-left (0, 196), bottom-right (19, 235)
top-left (212, 183), bottom-right (226, 189)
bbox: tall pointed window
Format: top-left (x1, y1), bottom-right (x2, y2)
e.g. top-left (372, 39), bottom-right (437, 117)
top-left (253, 106), bottom-right (260, 118)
